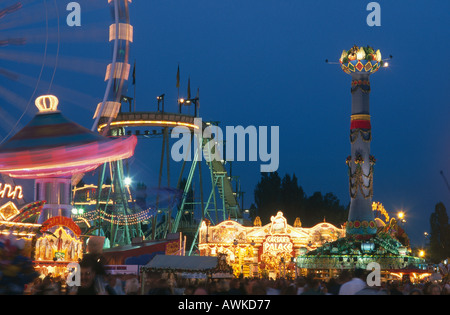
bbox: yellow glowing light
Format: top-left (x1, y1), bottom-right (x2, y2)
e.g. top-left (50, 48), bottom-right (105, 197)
top-left (93, 101), bottom-right (121, 119)
top-left (419, 250), bottom-right (425, 257)
top-left (0, 183), bottom-right (23, 200)
top-left (375, 49), bottom-right (382, 62)
top-left (97, 120), bottom-right (200, 132)
top-left (35, 95), bottom-right (59, 113)
top-left (0, 220), bottom-right (41, 237)
top-left (383, 62), bottom-right (389, 68)
top-left (372, 201), bottom-right (389, 223)
top-left (340, 50), bottom-right (347, 63)
top-left (35, 226), bottom-right (83, 262)
top-left (356, 47), bottom-right (366, 60)
top-left (0, 201), bottom-right (20, 221)
top-left (105, 62), bottom-right (130, 81)
top-left (109, 23), bottom-right (133, 42)
top-left (398, 211), bottom-right (405, 220)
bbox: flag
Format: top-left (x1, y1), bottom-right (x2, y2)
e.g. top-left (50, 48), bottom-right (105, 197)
top-left (132, 60), bottom-right (136, 85)
top-left (187, 76), bottom-right (191, 99)
top-left (176, 65), bottom-right (180, 88)
top-left (196, 88), bottom-right (200, 108)
top-left (196, 88), bottom-right (200, 115)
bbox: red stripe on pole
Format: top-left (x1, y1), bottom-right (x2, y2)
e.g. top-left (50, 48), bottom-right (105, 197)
top-left (351, 120), bottom-right (371, 130)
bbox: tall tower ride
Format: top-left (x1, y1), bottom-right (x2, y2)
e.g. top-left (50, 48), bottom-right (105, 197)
top-left (340, 45), bottom-right (383, 236)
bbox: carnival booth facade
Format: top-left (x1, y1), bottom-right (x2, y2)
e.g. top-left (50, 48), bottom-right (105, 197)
top-left (198, 211), bottom-right (344, 278)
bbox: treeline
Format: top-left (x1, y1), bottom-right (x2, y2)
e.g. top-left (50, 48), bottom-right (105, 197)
top-left (252, 172), bottom-right (348, 228)
top-left (428, 202), bottom-right (450, 263)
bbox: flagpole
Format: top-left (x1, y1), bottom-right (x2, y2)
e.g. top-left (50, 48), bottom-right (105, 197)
top-left (176, 64), bottom-right (180, 113)
top-left (133, 60), bottom-right (136, 112)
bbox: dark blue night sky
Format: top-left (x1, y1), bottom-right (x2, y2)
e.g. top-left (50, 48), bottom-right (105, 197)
top-left (0, 0), bottom-right (449, 247)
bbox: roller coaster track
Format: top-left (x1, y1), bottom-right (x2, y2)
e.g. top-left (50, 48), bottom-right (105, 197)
top-left (100, 111), bottom-right (242, 237)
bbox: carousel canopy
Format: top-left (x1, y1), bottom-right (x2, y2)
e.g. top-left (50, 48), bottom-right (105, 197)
top-left (0, 95), bottom-right (137, 179)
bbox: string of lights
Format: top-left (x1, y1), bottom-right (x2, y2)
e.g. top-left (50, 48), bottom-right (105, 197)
top-left (73, 208), bottom-right (157, 226)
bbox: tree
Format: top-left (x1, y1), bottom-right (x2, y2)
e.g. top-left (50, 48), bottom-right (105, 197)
top-left (280, 173), bottom-right (306, 224)
top-left (254, 172), bottom-right (281, 224)
top-left (254, 172), bottom-right (347, 227)
top-left (429, 202), bottom-right (450, 263)
top-left (248, 203), bottom-right (258, 223)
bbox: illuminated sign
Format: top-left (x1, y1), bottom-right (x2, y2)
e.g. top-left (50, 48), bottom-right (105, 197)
top-left (263, 235), bottom-right (293, 254)
top-left (41, 216), bottom-right (81, 237)
top-left (269, 211), bottom-right (288, 235)
top-left (0, 183), bottom-right (23, 200)
top-left (0, 201), bottom-right (20, 221)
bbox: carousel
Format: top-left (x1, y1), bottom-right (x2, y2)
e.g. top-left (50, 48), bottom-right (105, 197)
top-left (198, 211), bottom-right (344, 278)
top-left (0, 95), bottom-right (137, 277)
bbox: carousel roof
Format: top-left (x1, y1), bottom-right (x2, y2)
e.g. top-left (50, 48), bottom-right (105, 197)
top-left (0, 95), bottom-right (137, 179)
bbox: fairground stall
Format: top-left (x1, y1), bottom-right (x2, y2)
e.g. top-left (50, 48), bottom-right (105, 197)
top-left (198, 211), bottom-right (344, 278)
top-left (0, 199), bottom-right (44, 258)
top-left (141, 253), bottom-right (233, 294)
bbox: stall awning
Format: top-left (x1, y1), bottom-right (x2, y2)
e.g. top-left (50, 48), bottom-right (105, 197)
top-left (145, 255), bottom-right (218, 271)
top-left (102, 240), bottom-right (175, 266)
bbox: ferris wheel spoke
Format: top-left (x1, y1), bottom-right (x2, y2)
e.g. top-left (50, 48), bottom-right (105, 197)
top-left (0, 49), bottom-right (107, 77)
top-left (0, 2), bottom-right (22, 20)
top-left (0, 37), bottom-right (26, 46)
top-left (0, 2), bottom-right (51, 31)
top-left (0, 84), bottom-right (30, 112)
top-left (0, 109), bottom-right (19, 134)
top-left (0, 67), bottom-right (18, 80)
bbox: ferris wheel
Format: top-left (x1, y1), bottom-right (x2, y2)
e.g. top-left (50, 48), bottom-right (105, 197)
top-left (1, 1), bottom-right (243, 250)
top-left (0, 0), bottom-right (141, 247)
top-left (0, 0), bottom-right (60, 143)
top-left (0, 0), bottom-right (131, 142)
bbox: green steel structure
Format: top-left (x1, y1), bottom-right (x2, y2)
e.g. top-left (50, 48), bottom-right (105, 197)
top-left (93, 108), bottom-right (243, 251)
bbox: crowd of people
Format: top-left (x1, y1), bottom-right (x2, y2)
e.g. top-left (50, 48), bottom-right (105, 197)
top-left (143, 271), bottom-right (449, 296)
top-left (22, 254), bottom-right (449, 295)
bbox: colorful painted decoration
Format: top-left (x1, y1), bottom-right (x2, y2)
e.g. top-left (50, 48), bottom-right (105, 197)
top-left (340, 45), bottom-right (382, 74)
top-left (34, 226), bottom-right (83, 262)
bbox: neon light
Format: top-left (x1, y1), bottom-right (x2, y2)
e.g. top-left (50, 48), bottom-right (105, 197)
top-left (0, 135), bottom-right (137, 179)
top-left (109, 23), bottom-right (133, 42)
top-left (0, 201), bottom-right (20, 220)
top-left (263, 235), bottom-right (293, 254)
top-left (0, 220), bottom-right (41, 237)
top-left (11, 201), bottom-right (46, 223)
top-left (35, 95), bottom-right (59, 113)
top-left (40, 216), bottom-right (82, 237)
top-left (97, 120), bottom-right (200, 132)
top-left (0, 183), bottom-right (23, 199)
